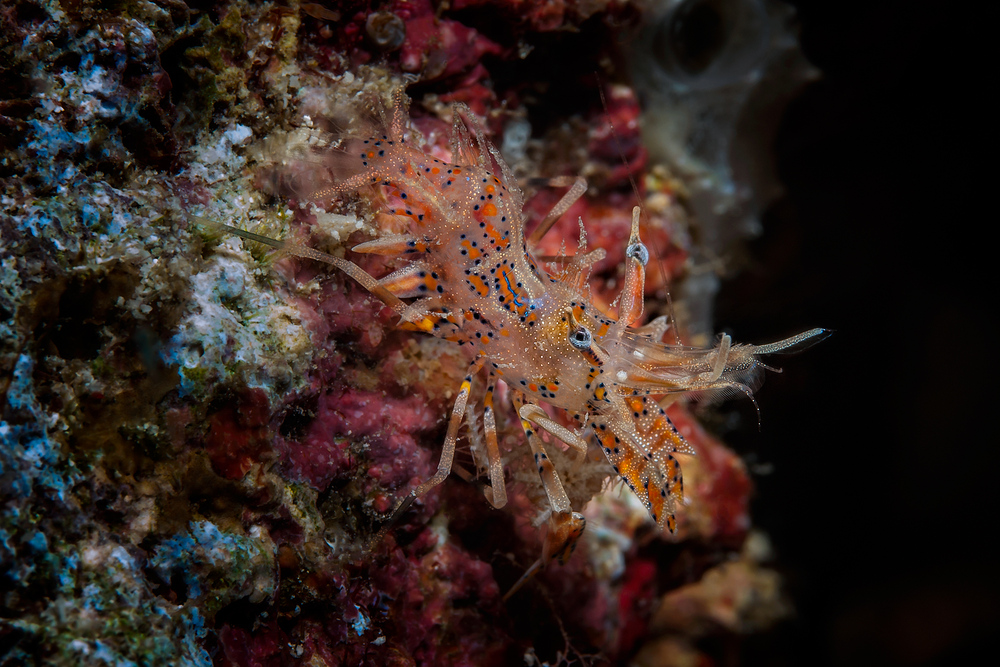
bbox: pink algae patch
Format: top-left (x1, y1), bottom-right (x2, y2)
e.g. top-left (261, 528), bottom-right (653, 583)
top-left (279, 387), bottom-right (441, 493)
top-left (217, 622), bottom-right (286, 667)
top-left (204, 388), bottom-right (273, 480)
top-left (617, 557), bottom-right (659, 657)
top-left (398, 0), bottom-right (503, 80)
top-left (451, 0), bottom-right (572, 32)
top-left (370, 540), bottom-right (508, 667)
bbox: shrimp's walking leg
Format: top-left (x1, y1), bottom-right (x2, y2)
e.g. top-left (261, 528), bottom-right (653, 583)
top-left (504, 392), bottom-right (587, 601)
top-left (527, 176), bottom-right (588, 247)
top-left (415, 355), bottom-right (486, 495)
top-left (517, 403), bottom-right (589, 463)
top-left (378, 357), bottom-right (486, 538)
top-left (511, 393), bottom-right (574, 526)
top-left (481, 369), bottom-right (508, 509)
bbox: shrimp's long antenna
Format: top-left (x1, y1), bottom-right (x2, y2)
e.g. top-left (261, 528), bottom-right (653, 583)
top-left (196, 218), bottom-right (436, 332)
top-left (596, 81), bottom-right (680, 344)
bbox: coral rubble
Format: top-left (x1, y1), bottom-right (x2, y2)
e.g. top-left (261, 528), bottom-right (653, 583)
top-left (1, 1), bottom-right (808, 665)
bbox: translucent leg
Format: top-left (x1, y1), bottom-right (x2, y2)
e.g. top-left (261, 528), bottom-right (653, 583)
top-left (503, 393), bottom-right (588, 601)
top-left (516, 403), bottom-right (589, 463)
top-left (510, 393), bottom-right (587, 566)
top-left (481, 369), bottom-right (508, 509)
top-left (378, 357), bottom-right (486, 536)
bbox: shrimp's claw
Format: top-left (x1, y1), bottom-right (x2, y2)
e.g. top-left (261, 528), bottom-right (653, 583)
top-left (542, 510), bottom-right (587, 565)
top-left (502, 510), bottom-right (586, 602)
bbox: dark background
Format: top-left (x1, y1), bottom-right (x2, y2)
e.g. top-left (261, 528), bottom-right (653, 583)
top-left (715, 1), bottom-right (995, 665)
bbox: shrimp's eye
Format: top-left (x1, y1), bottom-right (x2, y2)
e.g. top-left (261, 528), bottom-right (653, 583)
top-left (626, 242), bottom-right (649, 266)
top-left (569, 326), bottom-right (592, 350)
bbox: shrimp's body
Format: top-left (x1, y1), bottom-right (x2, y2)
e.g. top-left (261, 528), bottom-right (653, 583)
top-left (218, 93), bottom-right (826, 586)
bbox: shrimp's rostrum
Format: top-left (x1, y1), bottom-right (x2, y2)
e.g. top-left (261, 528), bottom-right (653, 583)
top-left (220, 92), bottom-right (826, 577)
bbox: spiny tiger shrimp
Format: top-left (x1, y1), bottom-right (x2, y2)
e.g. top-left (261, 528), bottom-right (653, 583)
top-left (212, 90), bottom-right (827, 594)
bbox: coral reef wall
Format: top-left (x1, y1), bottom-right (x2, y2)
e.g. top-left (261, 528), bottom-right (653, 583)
top-left (1, 1), bottom-right (812, 665)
